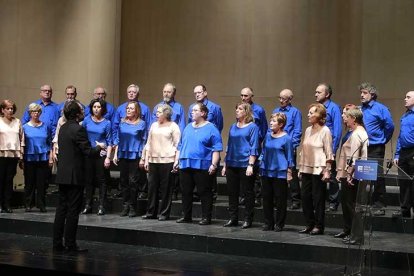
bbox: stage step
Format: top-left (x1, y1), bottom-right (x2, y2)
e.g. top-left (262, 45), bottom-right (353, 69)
top-left (0, 210), bottom-right (412, 272)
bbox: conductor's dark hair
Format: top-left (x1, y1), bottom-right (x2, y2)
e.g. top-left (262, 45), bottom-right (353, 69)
top-left (64, 100), bottom-right (82, 120)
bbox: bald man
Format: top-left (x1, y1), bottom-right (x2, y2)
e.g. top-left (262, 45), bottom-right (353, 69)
top-left (272, 89), bottom-right (302, 209)
top-left (392, 91), bottom-right (414, 218)
top-left (93, 86), bottom-right (116, 121)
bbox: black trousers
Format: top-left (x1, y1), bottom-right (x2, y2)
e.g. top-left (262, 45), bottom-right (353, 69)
top-left (262, 176), bottom-right (288, 228)
top-left (53, 184), bottom-right (84, 249)
top-left (226, 167), bottom-right (255, 222)
top-left (301, 173), bottom-right (327, 230)
top-left (119, 158), bottom-right (142, 208)
top-left (180, 168), bottom-right (213, 220)
top-left (146, 162), bottom-right (174, 218)
top-left (84, 156), bottom-right (108, 208)
top-left (368, 144), bottom-right (386, 207)
top-left (398, 147), bottom-right (414, 215)
top-left (340, 178), bottom-right (357, 233)
top-left (0, 157), bottom-right (18, 209)
top-left (289, 149), bottom-right (301, 203)
top-left (24, 161), bottom-right (49, 209)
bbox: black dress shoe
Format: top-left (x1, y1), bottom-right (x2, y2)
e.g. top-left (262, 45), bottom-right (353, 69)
top-left (309, 227), bottom-right (324, 235)
top-left (254, 198), bottom-right (262, 207)
top-left (97, 208), bottom-right (105, 216)
top-left (241, 221), bottom-right (252, 229)
top-left (391, 210), bottom-right (411, 219)
top-left (199, 218), bottom-right (211, 225)
top-left (289, 202), bottom-right (300, 210)
top-left (262, 224), bottom-right (274, 231)
top-left (128, 209), bottom-right (137, 217)
top-left (239, 197), bottom-right (246, 205)
top-left (274, 225), bottom-right (283, 232)
top-left (81, 206), bottom-right (92, 214)
top-left (25, 207), bottom-right (32, 212)
top-left (176, 217), bottom-right (192, 223)
top-left (326, 205), bottom-right (338, 212)
top-left (299, 226), bottom-right (313, 234)
top-left (158, 215), bottom-right (168, 221)
top-left (343, 238), bottom-right (362, 245)
top-left (1, 208), bottom-right (12, 213)
top-left (142, 214), bottom-right (156, 219)
top-left (334, 231), bottom-right (349, 238)
top-left (223, 220), bottom-right (238, 227)
top-left (120, 206), bottom-right (130, 217)
top-left (39, 207), bottom-right (47, 213)
top-left (65, 246), bottom-right (88, 253)
top-left (372, 209), bottom-right (385, 216)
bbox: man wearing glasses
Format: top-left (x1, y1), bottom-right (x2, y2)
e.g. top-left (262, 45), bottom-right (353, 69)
top-left (273, 89), bottom-right (303, 210)
top-left (22, 84), bottom-right (60, 138)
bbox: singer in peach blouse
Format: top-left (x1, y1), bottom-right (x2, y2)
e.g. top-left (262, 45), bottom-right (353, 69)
top-left (334, 108), bottom-right (368, 244)
top-left (298, 103), bottom-right (333, 235)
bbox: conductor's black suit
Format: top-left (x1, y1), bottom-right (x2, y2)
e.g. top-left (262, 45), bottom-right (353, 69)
top-left (53, 119), bottom-right (100, 251)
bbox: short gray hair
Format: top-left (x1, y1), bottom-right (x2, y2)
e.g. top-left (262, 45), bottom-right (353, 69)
top-left (359, 82), bottom-right (378, 100)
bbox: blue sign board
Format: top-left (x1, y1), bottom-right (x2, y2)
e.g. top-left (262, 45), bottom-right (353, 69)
top-left (354, 160), bottom-right (378, 181)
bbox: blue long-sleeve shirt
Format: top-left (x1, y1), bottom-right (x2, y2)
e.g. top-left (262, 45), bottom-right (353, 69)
top-left (112, 101), bottom-right (150, 144)
top-left (361, 100), bottom-right (394, 146)
top-left (224, 122), bottom-right (260, 168)
top-left (105, 102), bottom-right (116, 121)
top-left (272, 104), bottom-right (302, 149)
top-left (22, 122), bottom-right (52, 162)
top-left (151, 100), bottom-right (186, 134)
top-left (188, 99), bottom-right (223, 133)
top-left (250, 102), bottom-right (268, 143)
top-left (82, 116), bottom-right (112, 148)
top-left (114, 120), bottom-right (147, 160)
top-left (259, 133), bottom-right (294, 179)
top-left (323, 99), bottom-right (342, 154)
top-left (178, 122), bottom-right (223, 170)
top-left (22, 99), bottom-right (60, 138)
top-left (395, 109), bottom-right (414, 159)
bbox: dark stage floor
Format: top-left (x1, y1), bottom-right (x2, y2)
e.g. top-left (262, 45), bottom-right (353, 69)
top-left (0, 232), bottom-right (410, 276)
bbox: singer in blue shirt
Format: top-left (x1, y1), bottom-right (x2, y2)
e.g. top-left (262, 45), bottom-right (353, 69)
top-left (113, 101), bottom-right (147, 218)
top-left (177, 103), bottom-right (223, 225)
top-left (315, 83), bottom-right (342, 212)
top-left (93, 87), bottom-right (115, 121)
top-left (260, 113), bottom-right (294, 231)
top-left (393, 91), bottom-right (414, 218)
top-left (151, 83), bottom-right (186, 134)
top-left (187, 84), bottom-right (223, 133)
top-left (22, 84), bottom-right (60, 138)
top-left (273, 89), bottom-right (302, 209)
top-left (81, 99), bottom-right (113, 216)
top-left (22, 103), bottom-right (53, 213)
top-left (240, 87), bottom-right (268, 143)
top-left (360, 82), bottom-right (394, 215)
top-left (57, 85), bottom-right (89, 118)
top-left (222, 102), bottom-right (259, 229)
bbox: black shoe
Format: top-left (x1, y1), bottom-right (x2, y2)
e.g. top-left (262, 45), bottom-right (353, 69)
top-left (223, 220), bottom-right (238, 227)
top-left (254, 198), bottom-right (262, 207)
top-left (25, 207), bottom-right (32, 212)
top-left (274, 225), bottom-right (283, 232)
top-left (176, 217), bottom-right (192, 223)
top-left (128, 209), bottom-right (137, 217)
top-left (142, 214), bottom-right (156, 219)
top-left (334, 231), bottom-right (349, 238)
top-left (241, 221), bottom-right (252, 229)
top-left (372, 209), bottom-right (385, 216)
top-left (97, 207), bottom-right (105, 216)
top-left (39, 207), bottom-right (47, 213)
top-left (290, 203), bottom-right (300, 210)
top-left (310, 227), bottom-right (324, 235)
top-left (262, 224), bottom-right (274, 231)
top-left (138, 192), bottom-right (148, 199)
top-left (81, 206), bottom-right (92, 215)
top-left (158, 215), bottom-right (168, 221)
top-left (239, 197), bottom-right (246, 205)
top-left (343, 239), bottom-right (362, 245)
top-left (299, 226), bottom-right (313, 234)
top-left (1, 208), bottom-right (12, 213)
top-left (391, 210), bottom-right (411, 219)
top-left (65, 246), bottom-right (88, 253)
top-left (199, 218), bottom-right (211, 225)
top-left (326, 205), bottom-right (338, 212)
top-left (342, 235), bottom-right (351, 242)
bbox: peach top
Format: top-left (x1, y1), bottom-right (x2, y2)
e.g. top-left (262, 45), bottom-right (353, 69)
top-left (299, 125), bottom-right (333, 175)
top-left (0, 117), bottom-right (25, 158)
top-left (144, 121), bottom-right (181, 163)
